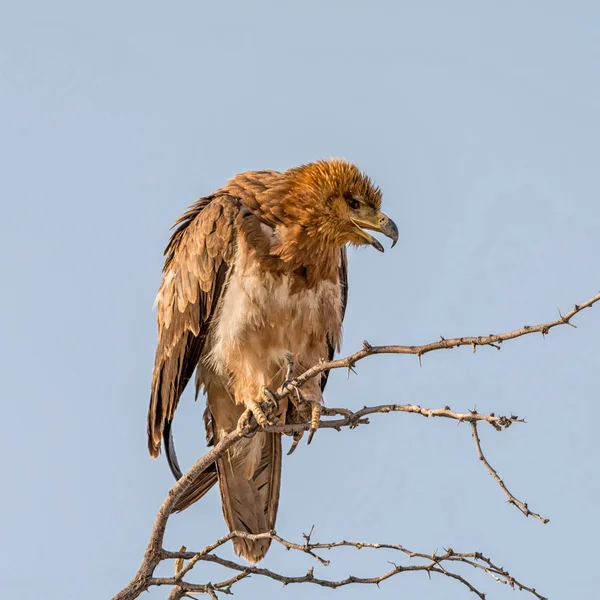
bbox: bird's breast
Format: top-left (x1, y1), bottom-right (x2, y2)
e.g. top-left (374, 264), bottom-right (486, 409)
top-left (204, 254), bottom-right (341, 376)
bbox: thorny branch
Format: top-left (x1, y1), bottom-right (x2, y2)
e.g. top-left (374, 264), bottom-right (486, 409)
top-left (156, 529), bottom-right (547, 600)
top-left (471, 422), bottom-right (549, 523)
top-left (114, 292), bottom-right (599, 600)
top-left (275, 292), bottom-right (600, 400)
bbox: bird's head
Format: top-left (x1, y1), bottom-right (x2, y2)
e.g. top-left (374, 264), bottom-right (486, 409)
top-left (281, 159), bottom-right (398, 252)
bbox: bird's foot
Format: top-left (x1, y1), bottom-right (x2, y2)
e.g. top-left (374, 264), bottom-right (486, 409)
top-left (288, 391), bottom-right (322, 447)
top-left (237, 408), bottom-right (257, 436)
top-left (242, 388), bottom-right (282, 430)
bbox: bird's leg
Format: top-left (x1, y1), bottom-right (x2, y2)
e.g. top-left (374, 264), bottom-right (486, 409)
top-left (282, 354), bottom-right (303, 408)
top-left (284, 353), bottom-right (295, 384)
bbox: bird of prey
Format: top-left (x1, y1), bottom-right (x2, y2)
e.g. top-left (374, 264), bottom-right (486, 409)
top-left (148, 159), bottom-right (398, 562)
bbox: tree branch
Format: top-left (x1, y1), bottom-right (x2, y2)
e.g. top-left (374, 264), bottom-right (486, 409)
top-left (471, 422), bottom-right (549, 523)
top-left (154, 530), bottom-right (546, 599)
top-left (114, 291), bottom-right (598, 600)
top-left (275, 291), bottom-right (600, 399)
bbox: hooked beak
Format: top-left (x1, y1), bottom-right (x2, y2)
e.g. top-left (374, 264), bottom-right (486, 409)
top-left (350, 212), bottom-right (399, 252)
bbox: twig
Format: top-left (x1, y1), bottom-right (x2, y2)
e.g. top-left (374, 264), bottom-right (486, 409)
top-left (471, 422), bottom-right (550, 523)
top-left (113, 422), bottom-right (252, 600)
top-left (276, 292), bottom-right (600, 401)
top-left (154, 531), bottom-right (546, 599)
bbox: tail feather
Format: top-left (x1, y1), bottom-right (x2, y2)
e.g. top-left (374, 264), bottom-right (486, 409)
top-left (171, 382), bottom-right (284, 563)
top-left (172, 463), bottom-right (219, 512)
top-left (217, 431), bottom-right (282, 562)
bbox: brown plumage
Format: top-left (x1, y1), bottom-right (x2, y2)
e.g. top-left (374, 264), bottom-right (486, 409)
top-left (148, 159), bottom-right (398, 563)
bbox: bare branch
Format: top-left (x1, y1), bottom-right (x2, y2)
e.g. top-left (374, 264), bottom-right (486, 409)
top-left (154, 531), bottom-right (546, 599)
top-left (114, 292), bottom-right (599, 599)
top-left (276, 291), bottom-right (600, 400)
top-left (113, 427), bottom-right (251, 600)
top-left (263, 403), bottom-right (522, 436)
top-left (471, 422), bottom-right (549, 523)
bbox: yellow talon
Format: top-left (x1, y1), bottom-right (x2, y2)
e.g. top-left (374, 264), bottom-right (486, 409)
top-left (247, 400), bottom-right (269, 427)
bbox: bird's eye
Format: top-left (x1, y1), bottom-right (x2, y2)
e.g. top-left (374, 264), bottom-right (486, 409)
top-left (343, 191), bottom-right (360, 210)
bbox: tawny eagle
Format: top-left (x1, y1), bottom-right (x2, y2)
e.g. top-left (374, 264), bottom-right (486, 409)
top-left (148, 159), bottom-right (398, 562)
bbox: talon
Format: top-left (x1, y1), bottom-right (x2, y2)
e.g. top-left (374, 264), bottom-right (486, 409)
top-left (307, 403), bottom-right (321, 444)
top-left (310, 402), bottom-right (321, 431)
top-left (247, 400), bottom-right (269, 427)
top-left (287, 432), bottom-right (303, 455)
top-left (262, 386), bottom-right (279, 408)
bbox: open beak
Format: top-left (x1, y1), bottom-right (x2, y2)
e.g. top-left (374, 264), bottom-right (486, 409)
top-left (350, 212), bottom-right (399, 252)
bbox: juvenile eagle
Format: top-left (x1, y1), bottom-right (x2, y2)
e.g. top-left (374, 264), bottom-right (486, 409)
top-left (148, 159), bottom-right (398, 562)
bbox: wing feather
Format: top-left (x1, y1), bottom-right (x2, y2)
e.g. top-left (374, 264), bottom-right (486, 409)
top-left (147, 195), bottom-right (239, 468)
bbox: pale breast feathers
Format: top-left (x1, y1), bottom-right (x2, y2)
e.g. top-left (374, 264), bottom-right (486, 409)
top-left (205, 261), bottom-right (342, 376)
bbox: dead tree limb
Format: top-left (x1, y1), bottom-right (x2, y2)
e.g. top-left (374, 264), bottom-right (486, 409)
top-left (114, 291), bottom-right (599, 600)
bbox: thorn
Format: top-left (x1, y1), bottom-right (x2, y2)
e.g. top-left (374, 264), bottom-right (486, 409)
top-left (558, 308), bottom-right (577, 328)
top-left (362, 340), bottom-right (372, 351)
top-left (418, 352), bottom-right (422, 367)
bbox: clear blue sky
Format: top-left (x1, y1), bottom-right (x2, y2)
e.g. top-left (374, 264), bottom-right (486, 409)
top-left (1, 2), bottom-right (599, 598)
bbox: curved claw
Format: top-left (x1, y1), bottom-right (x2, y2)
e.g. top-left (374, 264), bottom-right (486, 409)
top-left (287, 432), bottom-right (304, 455)
top-left (262, 386), bottom-right (279, 408)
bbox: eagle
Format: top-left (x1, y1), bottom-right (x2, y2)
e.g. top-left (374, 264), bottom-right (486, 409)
top-left (147, 159), bottom-right (398, 562)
